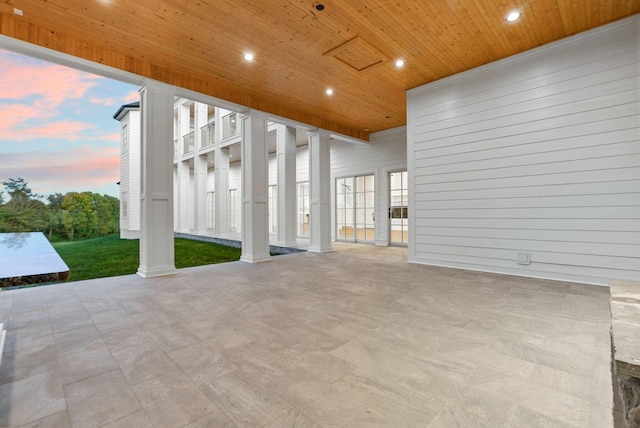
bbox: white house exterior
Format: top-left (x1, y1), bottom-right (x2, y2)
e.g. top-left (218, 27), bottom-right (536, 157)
top-left (114, 102), bottom-right (141, 239)
top-left (115, 99), bottom-right (408, 249)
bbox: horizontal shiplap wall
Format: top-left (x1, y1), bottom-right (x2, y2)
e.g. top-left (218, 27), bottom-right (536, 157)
top-left (407, 17), bottom-right (640, 285)
top-left (128, 111), bottom-right (141, 231)
top-left (296, 146), bottom-right (309, 183)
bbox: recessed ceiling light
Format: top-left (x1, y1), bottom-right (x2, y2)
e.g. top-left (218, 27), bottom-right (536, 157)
top-left (506, 11), bottom-right (521, 22)
top-left (243, 52), bottom-right (254, 61)
top-left (395, 59), bottom-right (405, 68)
top-left (325, 88), bottom-right (334, 95)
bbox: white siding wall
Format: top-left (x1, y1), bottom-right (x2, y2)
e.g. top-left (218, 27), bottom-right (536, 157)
top-left (128, 110), bottom-right (141, 233)
top-left (206, 167), bottom-right (215, 192)
top-left (407, 17), bottom-right (640, 285)
top-left (268, 153), bottom-right (277, 185)
top-left (119, 114), bottom-right (130, 232)
top-left (119, 110), bottom-right (141, 239)
top-left (296, 145), bottom-right (309, 183)
top-left (330, 127), bottom-right (407, 245)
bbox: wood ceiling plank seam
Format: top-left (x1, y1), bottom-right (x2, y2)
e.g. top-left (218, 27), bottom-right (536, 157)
top-left (362, 0), bottom-right (465, 79)
top-left (463, 0), bottom-right (517, 66)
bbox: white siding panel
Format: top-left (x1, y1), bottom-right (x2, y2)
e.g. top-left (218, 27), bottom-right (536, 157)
top-left (207, 168), bottom-right (215, 192)
top-left (296, 146), bottom-right (309, 182)
top-left (416, 180), bottom-right (640, 201)
top-left (415, 227), bottom-right (640, 246)
top-left (415, 117), bottom-right (638, 158)
top-left (414, 167), bottom-right (640, 192)
top-left (414, 61), bottom-right (638, 125)
top-left (268, 153), bottom-right (277, 186)
top-left (419, 218), bottom-right (640, 232)
top-left (407, 17), bottom-right (640, 285)
top-left (129, 111), bottom-right (141, 231)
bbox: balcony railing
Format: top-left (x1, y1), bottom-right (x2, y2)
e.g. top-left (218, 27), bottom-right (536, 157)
top-left (182, 131), bottom-right (195, 154)
top-left (201, 121), bottom-right (215, 148)
top-left (222, 112), bottom-right (240, 140)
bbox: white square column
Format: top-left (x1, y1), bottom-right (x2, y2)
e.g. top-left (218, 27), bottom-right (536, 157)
top-left (137, 81), bottom-right (177, 278)
top-left (308, 131), bottom-right (333, 253)
top-left (193, 103), bottom-right (208, 234)
top-left (275, 124), bottom-right (297, 247)
top-left (176, 101), bottom-right (190, 232)
top-left (240, 111), bottom-right (272, 263)
top-left (214, 145), bottom-right (229, 237)
top-left (176, 161), bottom-right (190, 232)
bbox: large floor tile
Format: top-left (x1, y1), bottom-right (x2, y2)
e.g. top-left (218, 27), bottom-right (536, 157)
top-left (132, 370), bottom-right (216, 427)
top-left (64, 370), bottom-right (142, 428)
top-left (57, 341), bottom-right (118, 385)
top-left (111, 342), bottom-right (179, 385)
top-left (200, 371), bottom-right (292, 427)
top-left (0, 371), bottom-right (66, 427)
top-left (265, 368), bottom-right (369, 427)
top-left (168, 342), bottom-right (237, 386)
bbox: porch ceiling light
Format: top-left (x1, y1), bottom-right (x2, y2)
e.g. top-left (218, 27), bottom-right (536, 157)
top-left (506, 11), bottom-right (521, 22)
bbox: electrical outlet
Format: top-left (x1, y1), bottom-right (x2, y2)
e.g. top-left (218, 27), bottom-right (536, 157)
top-left (517, 252), bottom-right (530, 265)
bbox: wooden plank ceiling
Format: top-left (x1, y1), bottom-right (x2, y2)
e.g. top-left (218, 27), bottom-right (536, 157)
top-left (0, 1), bottom-right (638, 140)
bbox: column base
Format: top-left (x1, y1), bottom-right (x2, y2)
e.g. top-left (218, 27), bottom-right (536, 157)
top-left (307, 245), bottom-right (333, 253)
top-left (137, 265), bottom-right (178, 278)
top-left (275, 240), bottom-right (299, 248)
top-left (240, 254), bottom-right (272, 263)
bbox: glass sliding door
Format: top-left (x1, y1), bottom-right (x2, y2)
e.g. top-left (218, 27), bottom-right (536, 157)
top-left (336, 177), bottom-right (354, 240)
top-left (297, 182), bottom-right (310, 237)
top-left (268, 185), bottom-right (277, 235)
top-left (389, 170), bottom-right (408, 245)
top-left (336, 174), bottom-right (375, 242)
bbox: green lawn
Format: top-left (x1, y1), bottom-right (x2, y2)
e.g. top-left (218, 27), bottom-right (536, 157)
top-left (52, 234), bottom-right (241, 282)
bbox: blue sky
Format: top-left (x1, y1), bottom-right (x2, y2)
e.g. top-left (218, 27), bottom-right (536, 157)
top-left (0, 48), bottom-right (139, 200)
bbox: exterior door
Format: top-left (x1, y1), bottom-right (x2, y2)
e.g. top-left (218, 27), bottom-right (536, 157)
top-left (336, 174), bottom-right (375, 242)
top-left (389, 171), bottom-right (408, 245)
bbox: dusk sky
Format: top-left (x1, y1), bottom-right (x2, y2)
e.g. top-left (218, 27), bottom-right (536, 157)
top-left (0, 48), bottom-right (139, 200)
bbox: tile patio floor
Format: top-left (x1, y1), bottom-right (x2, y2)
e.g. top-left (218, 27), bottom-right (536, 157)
top-left (0, 243), bottom-right (614, 427)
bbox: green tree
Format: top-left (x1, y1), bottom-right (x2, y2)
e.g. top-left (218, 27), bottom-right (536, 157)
top-left (0, 178), bottom-right (47, 232)
top-left (93, 193), bottom-right (120, 236)
top-left (62, 192), bottom-right (98, 240)
top-left (0, 179), bottom-right (120, 240)
top-left (46, 193), bottom-right (65, 240)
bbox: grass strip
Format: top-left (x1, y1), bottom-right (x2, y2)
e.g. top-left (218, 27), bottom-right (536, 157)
top-left (53, 234), bottom-right (241, 282)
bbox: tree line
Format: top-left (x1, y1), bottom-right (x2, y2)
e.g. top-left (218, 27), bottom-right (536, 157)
top-left (0, 178), bottom-right (119, 241)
